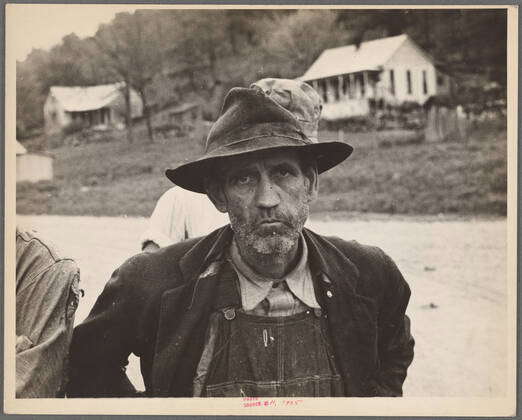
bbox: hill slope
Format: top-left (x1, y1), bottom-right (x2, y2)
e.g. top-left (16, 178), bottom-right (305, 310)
top-left (17, 121), bottom-right (507, 217)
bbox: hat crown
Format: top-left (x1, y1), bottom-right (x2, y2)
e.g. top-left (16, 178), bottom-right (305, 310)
top-left (250, 78), bottom-right (323, 142)
top-left (205, 78), bottom-right (323, 154)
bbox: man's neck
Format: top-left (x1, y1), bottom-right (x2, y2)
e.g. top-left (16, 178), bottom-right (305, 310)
top-left (236, 240), bottom-right (300, 279)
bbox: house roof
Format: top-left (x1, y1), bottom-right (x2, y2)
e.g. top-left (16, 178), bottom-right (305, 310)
top-left (49, 82), bottom-right (125, 112)
top-left (16, 140), bottom-right (27, 155)
top-left (300, 34), bottom-right (412, 82)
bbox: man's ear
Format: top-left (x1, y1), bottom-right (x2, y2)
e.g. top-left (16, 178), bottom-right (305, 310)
top-left (205, 178), bottom-right (228, 213)
top-left (305, 166), bottom-right (319, 203)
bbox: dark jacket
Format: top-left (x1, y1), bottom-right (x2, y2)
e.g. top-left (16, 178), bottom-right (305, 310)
top-left (67, 226), bottom-right (414, 397)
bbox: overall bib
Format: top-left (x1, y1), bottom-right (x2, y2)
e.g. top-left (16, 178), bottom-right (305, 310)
top-left (193, 259), bottom-right (345, 398)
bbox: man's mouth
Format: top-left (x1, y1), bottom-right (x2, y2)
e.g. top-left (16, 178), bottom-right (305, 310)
top-left (259, 219), bottom-right (285, 227)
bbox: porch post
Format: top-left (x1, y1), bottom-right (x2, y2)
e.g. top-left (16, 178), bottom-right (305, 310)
top-left (325, 78), bottom-right (332, 103)
top-left (363, 72), bottom-right (374, 98)
top-left (363, 72), bottom-right (369, 98)
top-left (349, 74), bottom-right (355, 99)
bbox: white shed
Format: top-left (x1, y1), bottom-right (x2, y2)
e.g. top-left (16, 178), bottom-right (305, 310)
top-left (16, 140), bottom-right (53, 183)
top-left (300, 34), bottom-right (451, 120)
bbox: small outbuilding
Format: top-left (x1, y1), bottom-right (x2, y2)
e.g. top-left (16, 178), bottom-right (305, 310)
top-left (152, 102), bottom-right (202, 128)
top-left (300, 34), bottom-right (452, 120)
top-left (44, 82), bottom-right (143, 134)
top-left (16, 140), bottom-right (53, 183)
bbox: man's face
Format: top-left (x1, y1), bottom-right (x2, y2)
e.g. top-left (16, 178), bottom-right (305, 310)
top-left (211, 149), bottom-right (317, 256)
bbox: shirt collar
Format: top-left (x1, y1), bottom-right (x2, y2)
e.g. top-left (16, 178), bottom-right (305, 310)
top-left (229, 234), bottom-right (320, 311)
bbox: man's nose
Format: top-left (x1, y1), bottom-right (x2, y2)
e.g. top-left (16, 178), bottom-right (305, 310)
top-left (255, 175), bottom-right (280, 209)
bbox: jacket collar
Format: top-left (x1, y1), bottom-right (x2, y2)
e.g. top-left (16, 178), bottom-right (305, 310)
top-left (179, 226), bottom-right (361, 284)
top-left (175, 225), bottom-right (363, 310)
top-left (177, 226), bottom-right (233, 309)
top-left (303, 228), bottom-right (360, 293)
top-left (179, 225), bottom-right (233, 280)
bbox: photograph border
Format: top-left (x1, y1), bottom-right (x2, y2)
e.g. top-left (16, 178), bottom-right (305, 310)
top-left (3, 2), bottom-right (519, 417)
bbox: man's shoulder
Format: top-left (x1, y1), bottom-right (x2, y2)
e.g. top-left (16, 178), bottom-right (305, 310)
top-left (307, 229), bottom-right (387, 265)
top-left (120, 236), bottom-right (201, 279)
top-left (17, 228), bottom-right (72, 263)
top-left (305, 229), bottom-right (405, 290)
top-left (117, 226), bottom-right (227, 291)
top-left (16, 228), bottom-right (77, 269)
top-left (16, 227), bottom-right (79, 288)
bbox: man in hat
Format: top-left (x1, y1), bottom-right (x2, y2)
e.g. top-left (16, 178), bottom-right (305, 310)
top-left (67, 79), bottom-right (414, 398)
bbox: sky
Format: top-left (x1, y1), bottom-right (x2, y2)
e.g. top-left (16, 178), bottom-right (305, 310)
top-left (8, 4), bottom-right (140, 61)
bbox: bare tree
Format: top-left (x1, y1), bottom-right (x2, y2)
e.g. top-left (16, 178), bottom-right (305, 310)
top-left (93, 11), bottom-right (163, 143)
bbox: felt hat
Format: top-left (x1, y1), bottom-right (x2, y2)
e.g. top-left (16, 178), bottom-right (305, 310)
top-left (166, 78), bottom-right (353, 193)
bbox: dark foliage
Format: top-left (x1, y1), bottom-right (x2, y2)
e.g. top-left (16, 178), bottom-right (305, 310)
top-left (16, 9), bottom-right (507, 138)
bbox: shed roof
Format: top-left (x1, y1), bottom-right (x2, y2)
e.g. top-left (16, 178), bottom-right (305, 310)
top-left (300, 34), bottom-right (412, 81)
top-left (16, 140), bottom-right (27, 155)
top-left (49, 82), bottom-right (125, 112)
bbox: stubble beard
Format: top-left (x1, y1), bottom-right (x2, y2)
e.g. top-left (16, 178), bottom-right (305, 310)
top-left (229, 204), bottom-right (309, 259)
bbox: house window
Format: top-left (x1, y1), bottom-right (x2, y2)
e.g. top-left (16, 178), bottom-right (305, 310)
top-left (422, 70), bottom-right (428, 94)
top-left (389, 69), bottom-right (395, 95)
top-left (437, 75), bottom-right (444, 86)
top-left (406, 70), bottom-right (412, 94)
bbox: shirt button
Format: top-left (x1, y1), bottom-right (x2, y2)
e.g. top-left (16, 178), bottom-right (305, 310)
top-left (326, 290), bottom-right (333, 298)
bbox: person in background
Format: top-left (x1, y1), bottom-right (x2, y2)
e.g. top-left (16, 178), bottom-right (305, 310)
top-left (16, 227), bottom-right (81, 398)
top-left (141, 186), bottom-right (228, 252)
top-left (68, 78), bottom-right (413, 398)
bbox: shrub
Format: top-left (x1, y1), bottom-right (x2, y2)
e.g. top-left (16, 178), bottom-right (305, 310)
top-left (63, 120), bottom-right (86, 136)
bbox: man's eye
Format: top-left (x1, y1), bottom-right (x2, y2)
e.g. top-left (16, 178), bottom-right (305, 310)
top-left (277, 169), bottom-right (291, 177)
top-left (235, 175), bottom-right (251, 185)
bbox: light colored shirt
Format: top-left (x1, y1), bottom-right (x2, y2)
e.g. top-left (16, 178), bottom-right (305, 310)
top-left (229, 235), bottom-right (320, 317)
top-left (140, 187), bottom-right (229, 249)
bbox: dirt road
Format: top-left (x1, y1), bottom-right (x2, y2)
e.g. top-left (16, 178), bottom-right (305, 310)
top-left (16, 214), bottom-right (508, 397)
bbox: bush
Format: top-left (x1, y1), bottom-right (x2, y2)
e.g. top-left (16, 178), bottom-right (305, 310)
top-left (63, 120), bottom-right (86, 136)
top-left (319, 116), bottom-right (375, 132)
top-left (399, 100), bottom-right (422, 113)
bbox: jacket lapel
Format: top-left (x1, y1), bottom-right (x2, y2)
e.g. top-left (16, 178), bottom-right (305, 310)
top-left (151, 226), bottom-right (233, 396)
top-left (304, 229), bottom-right (379, 396)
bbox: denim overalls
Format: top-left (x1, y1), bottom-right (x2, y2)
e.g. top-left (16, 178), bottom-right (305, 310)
top-left (193, 263), bottom-right (344, 397)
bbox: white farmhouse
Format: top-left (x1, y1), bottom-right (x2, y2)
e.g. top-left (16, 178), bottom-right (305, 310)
top-left (300, 34), bottom-right (451, 120)
top-left (44, 82), bottom-right (143, 134)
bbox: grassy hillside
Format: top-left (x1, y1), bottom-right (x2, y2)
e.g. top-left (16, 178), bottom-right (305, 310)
top-left (17, 120), bottom-right (507, 217)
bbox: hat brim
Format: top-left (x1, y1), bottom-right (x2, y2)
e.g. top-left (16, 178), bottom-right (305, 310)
top-left (165, 138), bottom-right (353, 193)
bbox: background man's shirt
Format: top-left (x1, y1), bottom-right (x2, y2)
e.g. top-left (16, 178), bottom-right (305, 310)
top-left (16, 228), bottom-right (81, 398)
top-left (140, 187), bottom-right (228, 248)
